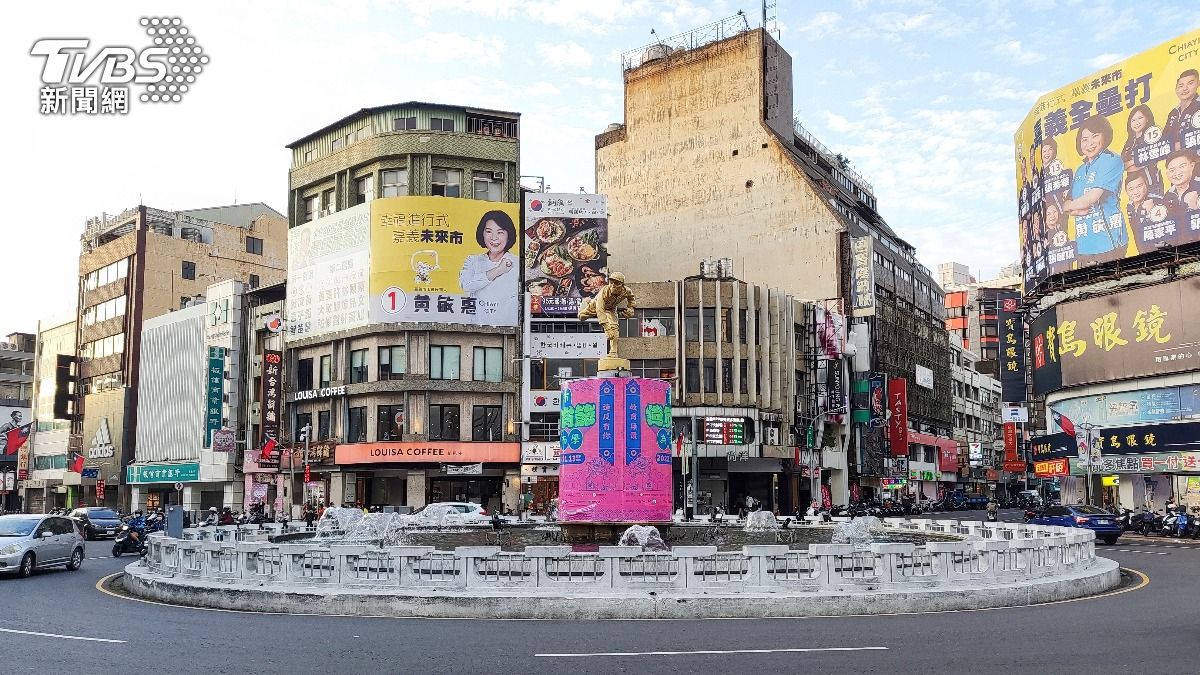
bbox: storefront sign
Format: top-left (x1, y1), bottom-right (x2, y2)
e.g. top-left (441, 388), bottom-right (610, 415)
top-left (880, 477), bottom-right (907, 489)
top-left (1073, 452), bottom-right (1200, 475)
top-left (528, 333), bottom-right (606, 359)
top-left (335, 442), bottom-right (520, 465)
top-left (996, 290), bottom-right (1027, 402)
top-left (1003, 423), bottom-right (1019, 462)
top-left (521, 441), bottom-right (561, 464)
top-left (888, 378), bottom-right (909, 457)
top-left (915, 364), bottom-right (933, 390)
top-left (127, 462), bottom-right (200, 484)
top-left (1093, 420), bottom-right (1200, 456)
top-left (443, 462), bottom-right (483, 475)
top-left (95, 479), bottom-right (105, 501)
top-left (703, 417), bottom-right (748, 445)
top-left (850, 235), bottom-right (876, 317)
top-left (206, 348), bottom-right (224, 448)
top-left (939, 444), bottom-right (959, 472)
top-left (1030, 431), bottom-right (1078, 460)
top-left (1003, 460), bottom-right (1028, 473)
top-left (528, 390), bottom-right (562, 413)
top-left (1101, 475), bottom-right (1120, 487)
top-left (292, 386), bottom-right (347, 401)
top-left (212, 428), bottom-right (235, 453)
top-left (259, 350), bottom-right (282, 462)
top-left (521, 464), bottom-right (559, 478)
top-left (868, 374), bottom-right (885, 426)
top-left (1003, 405), bottom-right (1029, 423)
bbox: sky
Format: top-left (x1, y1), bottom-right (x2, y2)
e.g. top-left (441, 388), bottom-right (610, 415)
top-left (2, 0), bottom-right (1196, 333)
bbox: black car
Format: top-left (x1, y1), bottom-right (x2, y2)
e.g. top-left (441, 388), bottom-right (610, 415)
top-left (69, 507), bottom-right (122, 540)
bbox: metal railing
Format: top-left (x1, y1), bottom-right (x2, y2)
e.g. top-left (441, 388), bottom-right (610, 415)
top-left (620, 13), bottom-right (752, 71)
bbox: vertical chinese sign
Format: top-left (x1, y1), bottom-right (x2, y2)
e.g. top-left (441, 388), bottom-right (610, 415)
top-left (850, 236), bottom-right (876, 317)
top-left (260, 350), bottom-right (282, 465)
top-left (205, 347), bottom-right (224, 447)
top-left (888, 378), bottom-right (909, 457)
top-left (1003, 422), bottom-right (1024, 472)
top-left (996, 290), bottom-right (1027, 403)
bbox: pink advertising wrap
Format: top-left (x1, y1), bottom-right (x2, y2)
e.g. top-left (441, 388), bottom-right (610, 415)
top-left (558, 377), bottom-right (674, 523)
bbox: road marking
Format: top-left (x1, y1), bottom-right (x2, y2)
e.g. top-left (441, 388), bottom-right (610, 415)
top-left (0, 627), bottom-right (125, 643)
top-left (1113, 549), bottom-right (1169, 555)
top-left (535, 647), bottom-right (889, 657)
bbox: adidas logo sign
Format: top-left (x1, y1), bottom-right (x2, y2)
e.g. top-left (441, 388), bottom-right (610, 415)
top-left (88, 417), bottom-right (116, 459)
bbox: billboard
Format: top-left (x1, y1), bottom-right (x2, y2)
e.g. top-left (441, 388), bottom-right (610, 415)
top-left (887, 378), bottom-right (909, 457)
top-left (996, 290), bottom-right (1027, 402)
top-left (1016, 30), bottom-right (1200, 291)
top-left (523, 193), bottom-right (608, 317)
top-left (370, 197), bottom-right (521, 327)
top-left (850, 236), bottom-right (876, 317)
top-left (1051, 383), bottom-right (1200, 427)
top-left (285, 203), bottom-right (372, 341)
top-left (1030, 277), bottom-right (1200, 395)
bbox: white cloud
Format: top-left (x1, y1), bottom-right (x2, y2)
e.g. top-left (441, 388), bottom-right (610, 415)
top-left (536, 40), bottom-right (594, 69)
top-left (375, 31), bottom-right (505, 63)
top-left (993, 39), bottom-right (1045, 65)
top-left (795, 11), bottom-right (841, 35)
top-left (1087, 52), bottom-right (1125, 69)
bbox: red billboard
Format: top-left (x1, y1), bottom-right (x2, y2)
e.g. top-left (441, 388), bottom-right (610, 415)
top-left (938, 444), bottom-right (959, 472)
top-left (1003, 422), bottom-right (1019, 463)
top-left (888, 378), bottom-right (909, 458)
top-left (1034, 458), bottom-right (1069, 477)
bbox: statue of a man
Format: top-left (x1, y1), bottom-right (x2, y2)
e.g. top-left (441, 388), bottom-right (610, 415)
top-left (577, 271), bottom-right (636, 358)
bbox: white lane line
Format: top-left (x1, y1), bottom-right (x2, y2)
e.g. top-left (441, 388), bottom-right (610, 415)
top-left (0, 627), bottom-right (126, 643)
top-left (1113, 549), bottom-right (1169, 555)
top-left (536, 647), bottom-right (889, 657)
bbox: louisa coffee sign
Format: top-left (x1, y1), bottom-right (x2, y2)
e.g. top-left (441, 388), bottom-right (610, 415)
top-left (292, 386), bottom-right (347, 401)
top-left (336, 441), bottom-right (519, 465)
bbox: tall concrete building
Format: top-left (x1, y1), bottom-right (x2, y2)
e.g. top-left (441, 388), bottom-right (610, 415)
top-left (949, 342), bottom-right (1003, 495)
top-left (20, 317), bottom-right (76, 513)
top-left (277, 102), bottom-right (524, 515)
top-left (595, 19), bottom-right (952, 499)
top-left (1, 332), bottom-right (35, 512)
top-left (75, 204), bottom-right (287, 508)
top-left (937, 262), bottom-right (974, 290)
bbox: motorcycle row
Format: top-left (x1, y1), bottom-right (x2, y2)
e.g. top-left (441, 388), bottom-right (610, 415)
top-left (1123, 504), bottom-right (1200, 539)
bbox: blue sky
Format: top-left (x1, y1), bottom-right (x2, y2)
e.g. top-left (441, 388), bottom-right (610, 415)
top-left (2, 0), bottom-right (1197, 330)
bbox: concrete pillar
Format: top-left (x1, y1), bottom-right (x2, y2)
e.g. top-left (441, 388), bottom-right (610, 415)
top-left (223, 481), bottom-right (243, 511)
top-left (329, 472), bottom-right (345, 505)
top-left (130, 486), bottom-right (143, 511)
top-left (182, 485), bottom-right (200, 512)
top-left (502, 469), bottom-right (520, 515)
top-left (407, 471), bottom-right (426, 508)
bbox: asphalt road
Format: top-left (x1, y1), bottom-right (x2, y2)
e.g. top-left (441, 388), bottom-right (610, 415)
top-left (2, 513), bottom-right (1197, 675)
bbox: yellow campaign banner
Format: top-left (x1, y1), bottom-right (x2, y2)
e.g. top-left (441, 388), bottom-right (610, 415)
top-left (369, 196), bottom-right (521, 327)
top-left (1016, 30), bottom-right (1200, 292)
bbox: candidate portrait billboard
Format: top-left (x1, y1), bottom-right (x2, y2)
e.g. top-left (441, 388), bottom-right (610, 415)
top-left (369, 197), bottom-right (521, 328)
top-left (523, 193), bottom-right (608, 317)
top-left (1030, 276), bottom-right (1200, 395)
top-left (1016, 29), bottom-right (1200, 292)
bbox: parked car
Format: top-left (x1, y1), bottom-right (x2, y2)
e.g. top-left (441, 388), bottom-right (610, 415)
top-left (68, 507), bottom-right (122, 540)
top-left (403, 502), bottom-right (489, 526)
top-left (0, 514), bottom-right (87, 577)
top-left (1027, 505), bottom-right (1122, 544)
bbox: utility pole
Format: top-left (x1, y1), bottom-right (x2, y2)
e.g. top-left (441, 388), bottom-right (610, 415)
top-left (691, 415), bottom-right (700, 520)
top-left (301, 424), bottom-right (312, 507)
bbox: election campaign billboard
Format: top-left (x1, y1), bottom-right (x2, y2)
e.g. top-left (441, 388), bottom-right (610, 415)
top-left (1016, 30), bottom-right (1200, 292)
top-left (370, 196), bottom-right (521, 327)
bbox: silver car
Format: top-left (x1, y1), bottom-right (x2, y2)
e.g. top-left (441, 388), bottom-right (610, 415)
top-left (0, 514), bottom-right (86, 578)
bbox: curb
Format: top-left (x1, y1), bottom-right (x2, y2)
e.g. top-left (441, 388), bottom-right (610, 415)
top-left (120, 558), bottom-right (1121, 619)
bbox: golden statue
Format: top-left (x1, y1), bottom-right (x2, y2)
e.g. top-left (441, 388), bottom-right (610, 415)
top-left (577, 271), bottom-right (636, 367)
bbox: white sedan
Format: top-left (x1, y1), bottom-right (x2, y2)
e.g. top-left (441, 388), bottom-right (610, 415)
top-left (404, 502), bottom-right (490, 526)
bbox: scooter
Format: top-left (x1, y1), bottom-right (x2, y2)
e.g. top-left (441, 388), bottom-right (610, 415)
top-left (1158, 508), bottom-right (1181, 538)
top-left (1174, 509), bottom-right (1193, 538)
top-left (112, 523), bottom-right (147, 558)
top-left (986, 510), bottom-right (999, 522)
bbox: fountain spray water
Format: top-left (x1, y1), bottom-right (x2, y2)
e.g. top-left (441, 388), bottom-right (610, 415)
top-left (744, 510), bottom-right (780, 531)
top-left (831, 515), bottom-right (883, 550)
top-left (617, 525), bottom-right (669, 551)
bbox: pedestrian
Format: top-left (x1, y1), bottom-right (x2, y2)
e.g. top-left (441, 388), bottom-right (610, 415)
top-left (303, 502), bottom-right (317, 529)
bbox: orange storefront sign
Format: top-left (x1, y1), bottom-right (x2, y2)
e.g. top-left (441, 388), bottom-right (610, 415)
top-left (335, 442), bottom-right (520, 465)
top-left (1034, 458), bottom-right (1069, 478)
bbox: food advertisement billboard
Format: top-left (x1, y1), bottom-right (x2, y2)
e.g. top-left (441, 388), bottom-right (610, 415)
top-left (370, 197), bottom-right (521, 327)
top-left (523, 193), bottom-right (608, 317)
top-left (285, 203), bottom-right (371, 341)
top-left (1015, 30), bottom-right (1200, 292)
top-left (1030, 276), bottom-right (1200, 395)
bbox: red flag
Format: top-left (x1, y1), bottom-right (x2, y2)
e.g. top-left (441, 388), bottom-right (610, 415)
top-left (675, 432), bottom-right (683, 457)
top-left (259, 437), bottom-right (277, 462)
top-left (68, 452), bottom-right (85, 473)
top-left (4, 423), bottom-right (31, 455)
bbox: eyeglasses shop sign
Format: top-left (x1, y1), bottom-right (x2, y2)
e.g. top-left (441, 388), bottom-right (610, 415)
top-left (528, 333), bottom-right (606, 359)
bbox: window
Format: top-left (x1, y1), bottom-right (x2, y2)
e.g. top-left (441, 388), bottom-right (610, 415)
top-left (304, 150), bottom-right (313, 162)
top-left (721, 358), bottom-right (733, 392)
top-left (539, 359), bottom-right (598, 388)
top-left (347, 406), bottom-right (367, 443)
top-left (472, 346), bottom-right (503, 383)
top-left (431, 168), bottom-right (462, 197)
top-left (377, 404), bottom-right (405, 441)
top-left (246, 236), bottom-right (263, 255)
top-left (317, 410), bottom-right (330, 440)
top-left (322, 188), bottom-right (336, 215)
top-left (738, 310), bottom-right (748, 343)
top-left (472, 171), bottom-right (503, 201)
top-left (81, 333), bottom-right (125, 360)
top-left (430, 117), bottom-right (455, 132)
top-left (472, 405), bottom-right (503, 441)
top-left (82, 295), bottom-right (126, 327)
top-left (683, 308), bottom-right (722, 342)
top-left (430, 345), bottom-right (461, 380)
top-left (181, 260), bottom-right (196, 280)
top-left (85, 258), bottom-right (130, 290)
top-left (379, 345), bottom-right (406, 380)
top-left (331, 137), bottom-right (343, 151)
top-left (349, 349), bottom-right (368, 384)
top-left (684, 358), bottom-right (717, 392)
top-left (630, 359), bottom-right (675, 380)
top-left (429, 404), bottom-right (460, 441)
top-left (529, 412), bottom-right (558, 441)
top-left (249, 274), bottom-right (260, 289)
top-left (355, 175), bottom-right (374, 205)
top-left (319, 355), bottom-right (331, 388)
top-left (619, 308), bottom-right (676, 337)
top-left (741, 360), bottom-right (750, 394)
top-left (296, 358), bottom-right (314, 391)
top-left (381, 169), bottom-right (408, 197)
top-left (304, 195), bottom-right (319, 222)
top-left (393, 116), bottom-right (417, 131)
top-left (295, 413), bottom-right (313, 442)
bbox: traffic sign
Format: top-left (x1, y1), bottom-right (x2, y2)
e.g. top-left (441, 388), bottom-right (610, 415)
top-left (174, 482), bottom-right (184, 491)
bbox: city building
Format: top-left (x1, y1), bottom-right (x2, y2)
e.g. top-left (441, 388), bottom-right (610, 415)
top-left (1016, 33), bottom-right (1200, 509)
top-left (949, 342), bottom-right (1003, 495)
top-left (941, 262), bottom-right (1022, 372)
top-left (75, 203), bottom-right (288, 508)
top-left (595, 19), bottom-right (951, 501)
top-left (937, 262), bottom-right (974, 290)
top-left (1, 332), bottom-right (35, 512)
top-left (20, 317), bottom-right (76, 513)
top-left (281, 102), bottom-right (523, 515)
top-left (238, 282), bottom-right (290, 513)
